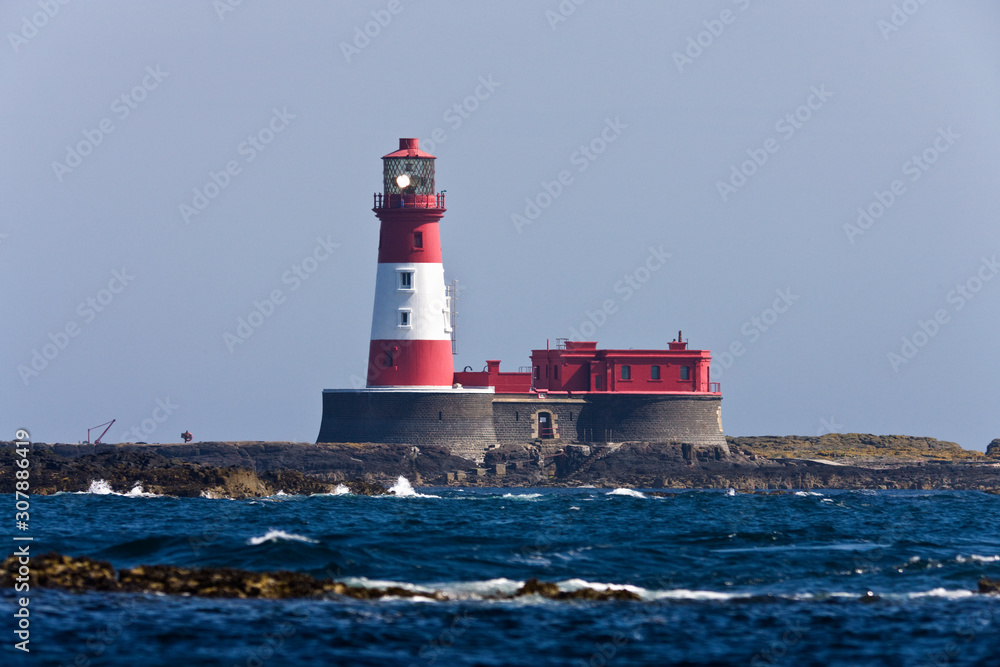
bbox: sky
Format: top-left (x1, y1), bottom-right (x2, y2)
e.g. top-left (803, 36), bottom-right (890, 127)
top-left (3, 1), bottom-right (999, 450)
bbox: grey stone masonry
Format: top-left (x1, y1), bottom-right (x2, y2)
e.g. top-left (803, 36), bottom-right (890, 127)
top-left (318, 390), bottom-right (497, 454)
top-left (318, 389), bottom-right (727, 461)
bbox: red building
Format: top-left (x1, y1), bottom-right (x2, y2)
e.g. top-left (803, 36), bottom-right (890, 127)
top-left (453, 334), bottom-right (720, 396)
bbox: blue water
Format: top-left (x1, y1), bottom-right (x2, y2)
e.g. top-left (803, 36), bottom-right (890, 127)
top-left (3, 485), bottom-right (1000, 666)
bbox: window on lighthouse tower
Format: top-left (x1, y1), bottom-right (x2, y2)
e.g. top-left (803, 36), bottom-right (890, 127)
top-left (413, 231), bottom-right (423, 249)
top-left (398, 270), bottom-right (414, 291)
top-left (398, 309), bottom-right (411, 328)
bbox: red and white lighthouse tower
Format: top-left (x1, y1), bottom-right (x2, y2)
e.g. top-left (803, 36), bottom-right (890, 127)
top-left (367, 138), bottom-right (454, 387)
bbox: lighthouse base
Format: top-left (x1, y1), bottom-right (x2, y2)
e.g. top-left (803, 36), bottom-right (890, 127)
top-left (318, 389), bottom-right (727, 463)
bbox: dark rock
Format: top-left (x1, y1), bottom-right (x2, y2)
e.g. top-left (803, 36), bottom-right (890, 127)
top-left (0, 552), bottom-right (118, 592)
top-left (346, 480), bottom-right (390, 495)
top-left (3, 553), bottom-right (642, 603)
top-left (987, 439), bottom-right (1000, 459)
top-left (978, 578), bottom-right (1000, 594)
top-left (516, 578), bottom-right (561, 597)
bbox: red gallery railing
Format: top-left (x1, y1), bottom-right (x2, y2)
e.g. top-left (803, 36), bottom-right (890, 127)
top-left (373, 193), bottom-right (446, 209)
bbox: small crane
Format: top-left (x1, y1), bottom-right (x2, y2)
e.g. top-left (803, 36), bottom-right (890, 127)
top-left (87, 419), bottom-right (116, 444)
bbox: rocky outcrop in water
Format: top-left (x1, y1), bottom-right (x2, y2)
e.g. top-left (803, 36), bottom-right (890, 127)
top-left (0, 553), bottom-right (641, 602)
top-left (0, 446), bottom-right (388, 498)
top-left (3, 436), bottom-right (997, 492)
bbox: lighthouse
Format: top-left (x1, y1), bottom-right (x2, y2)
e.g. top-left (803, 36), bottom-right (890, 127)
top-left (367, 138), bottom-right (454, 387)
top-left (318, 137), bottom-right (726, 464)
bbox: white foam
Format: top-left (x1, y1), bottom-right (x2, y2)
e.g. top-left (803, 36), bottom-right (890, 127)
top-left (82, 479), bottom-right (159, 497)
top-left (339, 576), bottom-right (434, 593)
top-left (388, 476), bottom-right (441, 498)
top-left (607, 488), bottom-right (646, 499)
top-left (726, 488), bottom-right (737, 496)
top-left (247, 530), bottom-right (319, 546)
top-left (908, 588), bottom-right (976, 600)
top-left (971, 554), bottom-right (1000, 563)
top-left (795, 491), bottom-right (824, 497)
top-left (502, 493), bottom-right (542, 500)
top-left (125, 482), bottom-right (160, 498)
top-left (87, 479), bottom-right (115, 495)
top-left (557, 578), bottom-right (647, 596)
top-left (651, 588), bottom-right (745, 601)
top-left (333, 484), bottom-right (351, 495)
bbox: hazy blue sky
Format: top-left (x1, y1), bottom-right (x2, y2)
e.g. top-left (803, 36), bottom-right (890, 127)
top-left (4, 1), bottom-right (999, 450)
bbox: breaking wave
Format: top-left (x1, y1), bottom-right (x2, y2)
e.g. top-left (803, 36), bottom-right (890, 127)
top-left (247, 530), bottom-right (320, 546)
top-left (606, 488), bottom-right (646, 499)
top-left (84, 480), bottom-right (160, 497)
top-left (389, 476), bottom-right (441, 498)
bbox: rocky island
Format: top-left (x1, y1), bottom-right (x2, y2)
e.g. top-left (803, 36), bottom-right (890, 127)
top-left (1, 434), bottom-right (998, 497)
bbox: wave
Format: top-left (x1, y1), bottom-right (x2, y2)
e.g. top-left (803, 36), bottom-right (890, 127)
top-left (246, 530), bottom-right (319, 546)
top-left (83, 479), bottom-right (161, 497)
top-left (501, 493), bottom-right (542, 500)
top-left (957, 554), bottom-right (1000, 563)
top-left (795, 491), bottom-right (824, 497)
top-left (334, 484), bottom-right (351, 495)
top-left (607, 488), bottom-right (646, 499)
top-left (388, 476), bottom-right (440, 498)
top-left (906, 588), bottom-right (976, 600)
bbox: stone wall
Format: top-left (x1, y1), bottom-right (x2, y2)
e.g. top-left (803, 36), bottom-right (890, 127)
top-left (574, 394), bottom-right (727, 452)
top-left (317, 390), bottom-right (497, 461)
top-left (318, 390), bottom-right (727, 462)
top-left (491, 397), bottom-right (586, 444)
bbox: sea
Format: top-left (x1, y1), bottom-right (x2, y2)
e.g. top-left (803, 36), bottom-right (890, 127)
top-left (4, 480), bottom-right (999, 666)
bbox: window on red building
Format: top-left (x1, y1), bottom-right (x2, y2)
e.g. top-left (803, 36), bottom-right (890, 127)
top-left (650, 365), bottom-right (661, 380)
top-left (621, 365), bottom-right (631, 380)
top-left (680, 366), bottom-right (690, 380)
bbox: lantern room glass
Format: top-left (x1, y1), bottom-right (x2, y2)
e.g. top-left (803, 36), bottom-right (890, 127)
top-left (383, 157), bottom-right (435, 195)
